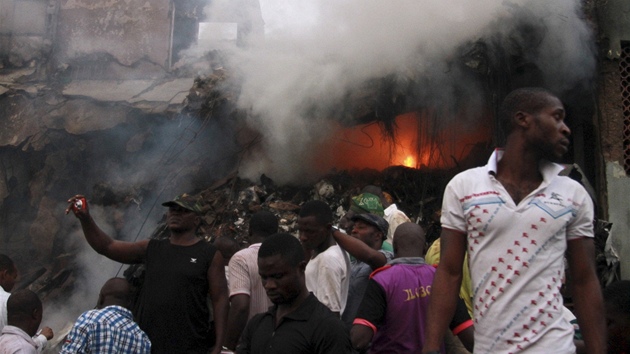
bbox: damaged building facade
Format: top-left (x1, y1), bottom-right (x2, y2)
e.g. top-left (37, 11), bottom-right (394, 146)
top-left (0, 0), bottom-right (629, 337)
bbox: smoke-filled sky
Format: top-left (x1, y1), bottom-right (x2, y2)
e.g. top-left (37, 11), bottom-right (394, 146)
top-left (201, 0), bottom-right (596, 184)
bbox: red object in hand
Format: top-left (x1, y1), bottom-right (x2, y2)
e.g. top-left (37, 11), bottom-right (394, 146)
top-left (73, 197), bottom-right (86, 211)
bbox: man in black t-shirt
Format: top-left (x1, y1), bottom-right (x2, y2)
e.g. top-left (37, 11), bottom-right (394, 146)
top-left (236, 233), bottom-right (352, 354)
top-left (67, 193), bottom-right (229, 354)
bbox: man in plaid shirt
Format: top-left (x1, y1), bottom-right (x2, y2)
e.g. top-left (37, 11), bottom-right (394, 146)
top-left (60, 278), bottom-right (151, 353)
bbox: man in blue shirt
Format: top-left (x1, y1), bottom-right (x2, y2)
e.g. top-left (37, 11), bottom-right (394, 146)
top-left (60, 277), bottom-right (151, 354)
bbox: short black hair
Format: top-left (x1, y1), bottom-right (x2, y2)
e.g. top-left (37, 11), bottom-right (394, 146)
top-left (0, 254), bottom-right (15, 273)
top-left (258, 233), bottom-right (304, 267)
top-left (299, 200), bottom-right (333, 225)
top-left (604, 280), bottom-right (630, 317)
top-left (7, 289), bottom-right (41, 318)
top-left (498, 87), bottom-right (559, 141)
top-left (249, 210), bottom-right (279, 237)
top-left (213, 236), bottom-right (240, 260)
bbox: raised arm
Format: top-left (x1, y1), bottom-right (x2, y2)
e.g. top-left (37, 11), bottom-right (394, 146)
top-left (566, 237), bottom-right (606, 354)
top-left (66, 195), bottom-right (147, 264)
top-left (332, 229), bottom-right (387, 270)
top-left (209, 251), bottom-right (229, 354)
top-left (422, 228), bottom-right (467, 353)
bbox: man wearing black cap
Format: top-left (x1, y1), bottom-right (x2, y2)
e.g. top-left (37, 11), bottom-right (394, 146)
top-left (66, 193), bottom-right (229, 354)
top-left (332, 213), bottom-right (394, 328)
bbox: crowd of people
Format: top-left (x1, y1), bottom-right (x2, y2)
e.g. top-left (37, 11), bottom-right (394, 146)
top-left (0, 87), bottom-right (629, 353)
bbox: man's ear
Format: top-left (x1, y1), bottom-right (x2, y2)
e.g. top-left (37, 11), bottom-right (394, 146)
top-left (32, 307), bottom-right (42, 322)
top-left (514, 111), bottom-right (531, 129)
top-left (298, 260), bottom-right (307, 273)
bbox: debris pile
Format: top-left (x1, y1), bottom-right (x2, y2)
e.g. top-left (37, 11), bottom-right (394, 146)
top-left (144, 165), bottom-right (459, 247)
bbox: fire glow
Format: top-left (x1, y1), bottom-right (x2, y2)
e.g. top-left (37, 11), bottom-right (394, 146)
top-left (318, 111), bottom-right (492, 172)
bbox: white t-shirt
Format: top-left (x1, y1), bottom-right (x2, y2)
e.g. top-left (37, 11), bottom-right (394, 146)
top-left (305, 244), bottom-right (350, 313)
top-left (0, 285), bottom-right (9, 332)
top-left (441, 149), bottom-right (593, 354)
top-left (383, 204), bottom-right (411, 243)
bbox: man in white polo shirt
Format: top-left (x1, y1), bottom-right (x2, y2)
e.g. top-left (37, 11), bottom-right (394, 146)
top-left (423, 87), bottom-right (606, 354)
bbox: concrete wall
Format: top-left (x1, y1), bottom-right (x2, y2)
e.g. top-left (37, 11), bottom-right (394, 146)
top-left (0, 0), bottom-right (50, 66)
top-left (606, 162), bottom-right (630, 279)
top-left (55, 0), bottom-right (172, 69)
top-left (597, 0), bottom-right (630, 279)
top-left (598, 0), bottom-right (630, 59)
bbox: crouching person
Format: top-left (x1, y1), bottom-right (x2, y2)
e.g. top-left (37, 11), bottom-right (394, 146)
top-left (236, 233), bottom-right (352, 354)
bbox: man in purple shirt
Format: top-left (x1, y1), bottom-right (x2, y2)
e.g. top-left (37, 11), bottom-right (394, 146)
top-left (351, 222), bottom-right (473, 353)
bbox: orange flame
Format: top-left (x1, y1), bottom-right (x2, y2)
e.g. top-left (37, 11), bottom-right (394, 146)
top-left (403, 155), bottom-right (415, 168)
top-left (317, 110), bottom-right (492, 172)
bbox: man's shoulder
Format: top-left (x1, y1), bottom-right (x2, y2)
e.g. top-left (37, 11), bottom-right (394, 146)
top-left (317, 246), bottom-right (348, 268)
top-left (550, 174), bottom-right (589, 193)
top-left (77, 306), bottom-right (122, 323)
top-left (312, 245), bottom-right (340, 261)
top-left (304, 295), bottom-right (342, 320)
top-left (231, 246), bottom-right (259, 262)
top-left (378, 249), bottom-right (394, 258)
top-left (246, 308), bottom-right (272, 327)
top-left (452, 165), bottom-right (487, 181)
top-left (371, 261), bottom-right (433, 279)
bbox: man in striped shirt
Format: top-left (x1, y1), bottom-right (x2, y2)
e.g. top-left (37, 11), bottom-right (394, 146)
top-left (224, 210), bottom-right (278, 350)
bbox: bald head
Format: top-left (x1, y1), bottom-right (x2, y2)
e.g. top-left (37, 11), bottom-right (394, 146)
top-left (392, 222), bottom-right (426, 258)
top-left (97, 277), bottom-right (132, 309)
top-left (7, 289), bottom-right (42, 336)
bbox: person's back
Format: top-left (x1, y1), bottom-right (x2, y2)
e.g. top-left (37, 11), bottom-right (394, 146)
top-left (0, 254), bottom-right (18, 334)
top-left (225, 210), bottom-right (278, 350)
top-left (228, 245), bottom-right (272, 318)
top-left (0, 290), bottom-right (43, 354)
top-left (0, 254), bottom-right (52, 353)
top-left (351, 223), bottom-right (473, 353)
top-left (362, 260), bottom-right (437, 352)
top-left (60, 278), bottom-right (151, 354)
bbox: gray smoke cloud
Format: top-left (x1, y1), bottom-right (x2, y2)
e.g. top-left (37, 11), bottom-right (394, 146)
top-left (198, 0), bottom-right (595, 183)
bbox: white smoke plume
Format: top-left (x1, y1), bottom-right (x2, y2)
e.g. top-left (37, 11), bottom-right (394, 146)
top-left (199, 0), bottom-right (595, 183)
